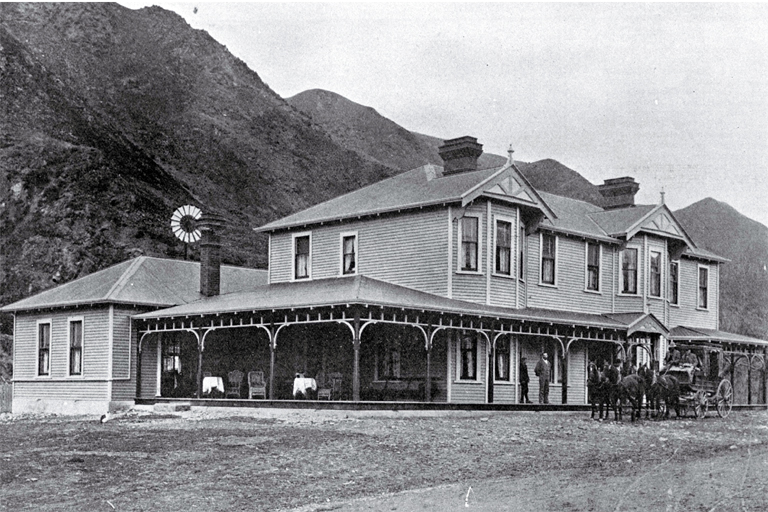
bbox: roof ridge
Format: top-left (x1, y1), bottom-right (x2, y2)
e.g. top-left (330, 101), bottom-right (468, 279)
top-left (104, 256), bottom-right (147, 300)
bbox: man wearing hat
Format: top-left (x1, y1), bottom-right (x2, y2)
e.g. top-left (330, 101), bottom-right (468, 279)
top-left (534, 352), bottom-right (551, 404)
top-left (519, 356), bottom-right (531, 403)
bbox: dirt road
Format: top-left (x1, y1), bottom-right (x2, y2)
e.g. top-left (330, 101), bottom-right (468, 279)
top-left (2, 407), bottom-right (767, 512)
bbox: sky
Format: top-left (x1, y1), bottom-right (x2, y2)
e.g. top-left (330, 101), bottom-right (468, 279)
top-left (119, 2), bottom-right (768, 226)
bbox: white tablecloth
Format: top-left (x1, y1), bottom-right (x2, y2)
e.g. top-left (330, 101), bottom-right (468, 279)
top-left (203, 376), bottom-right (224, 394)
top-left (293, 377), bottom-right (317, 396)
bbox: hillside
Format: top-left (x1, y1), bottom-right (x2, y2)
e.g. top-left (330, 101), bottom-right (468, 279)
top-left (288, 89), bottom-right (507, 170)
top-left (289, 89), bottom-right (602, 205)
top-left (0, 3), bottom-right (395, 308)
top-left (675, 198), bottom-right (768, 339)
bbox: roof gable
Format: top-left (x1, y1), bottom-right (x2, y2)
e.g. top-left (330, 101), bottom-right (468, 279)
top-left (461, 163), bottom-right (556, 220)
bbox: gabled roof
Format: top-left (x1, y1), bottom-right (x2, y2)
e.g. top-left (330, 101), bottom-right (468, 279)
top-left (587, 205), bottom-right (658, 237)
top-left (0, 256), bottom-right (268, 312)
top-left (669, 325), bottom-right (768, 346)
top-left (255, 161), bottom-right (555, 233)
top-left (538, 192), bottom-right (617, 243)
top-left (603, 312), bottom-right (669, 336)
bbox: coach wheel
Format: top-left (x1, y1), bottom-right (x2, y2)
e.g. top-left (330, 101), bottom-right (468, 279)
top-left (716, 380), bottom-right (733, 419)
top-left (693, 391), bottom-right (708, 419)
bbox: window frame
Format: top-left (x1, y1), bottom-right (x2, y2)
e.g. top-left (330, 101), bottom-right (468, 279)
top-left (291, 231), bottom-right (312, 281)
top-left (649, 250), bottom-right (662, 298)
top-left (518, 221), bottom-right (526, 281)
top-left (339, 231), bottom-right (358, 276)
top-left (67, 316), bottom-right (84, 377)
top-left (698, 264), bottom-right (709, 310)
top-left (494, 336), bottom-right (512, 382)
top-left (584, 242), bottom-right (602, 293)
top-left (619, 247), bottom-right (639, 295)
top-left (457, 214), bottom-right (482, 274)
top-left (669, 260), bottom-right (680, 306)
top-left (493, 216), bottom-right (514, 278)
top-left (457, 332), bottom-right (480, 381)
top-left (36, 319), bottom-right (52, 378)
top-left (539, 232), bottom-right (558, 287)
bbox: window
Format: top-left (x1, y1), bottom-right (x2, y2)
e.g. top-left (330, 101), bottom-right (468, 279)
top-left (650, 251), bottom-right (661, 297)
top-left (698, 266), bottom-right (709, 309)
top-left (519, 222), bottom-right (526, 279)
top-left (69, 319), bottom-right (83, 376)
top-left (495, 337), bottom-right (511, 381)
top-left (670, 261), bottom-right (679, 305)
top-left (293, 233), bottom-right (310, 280)
top-left (586, 243), bottom-right (600, 291)
top-left (38, 322), bottom-right (51, 376)
top-left (459, 332), bottom-right (478, 380)
top-left (377, 342), bottom-right (401, 380)
top-left (495, 220), bottom-right (512, 275)
top-left (341, 233), bottom-right (357, 275)
top-left (621, 248), bottom-right (638, 294)
top-left (460, 217), bottom-right (479, 271)
top-left (540, 233), bottom-right (556, 285)
top-left (162, 339), bottom-right (182, 373)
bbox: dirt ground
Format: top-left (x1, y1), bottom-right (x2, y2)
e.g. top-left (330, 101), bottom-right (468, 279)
top-left (1, 407), bottom-right (767, 512)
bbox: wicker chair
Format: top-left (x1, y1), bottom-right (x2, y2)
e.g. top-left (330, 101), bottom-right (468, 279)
top-left (226, 370), bottom-right (244, 398)
top-left (248, 370), bottom-right (267, 399)
top-left (317, 372), bottom-right (342, 400)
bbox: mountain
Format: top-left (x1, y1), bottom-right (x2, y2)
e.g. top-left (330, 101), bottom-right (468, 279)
top-left (0, 3), bottom-right (396, 309)
top-left (288, 89), bottom-right (603, 205)
top-left (675, 198), bottom-right (768, 339)
top-left (287, 89), bottom-right (507, 171)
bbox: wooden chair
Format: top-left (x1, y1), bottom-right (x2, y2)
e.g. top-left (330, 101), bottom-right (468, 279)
top-left (226, 370), bottom-right (244, 398)
top-left (248, 370), bottom-right (267, 399)
top-left (318, 372), bottom-right (343, 400)
top-left (316, 372), bottom-right (330, 400)
top-left (203, 371), bottom-right (212, 377)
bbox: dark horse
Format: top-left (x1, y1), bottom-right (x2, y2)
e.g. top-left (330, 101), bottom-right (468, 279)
top-left (602, 363), bottom-right (623, 420)
top-left (616, 374), bottom-right (645, 421)
top-left (653, 372), bottom-right (681, 419)
top-left (588, 363), bottom-right (607, 419)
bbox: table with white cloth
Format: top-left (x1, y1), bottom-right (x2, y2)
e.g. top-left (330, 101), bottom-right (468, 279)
top-left (293, 377), bottom-right (317, 398)
top-left (202, 376), bottom-right (224, 394)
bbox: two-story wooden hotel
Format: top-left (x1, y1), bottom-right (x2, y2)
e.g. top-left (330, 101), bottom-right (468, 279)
top-left (3, 137), bottom-right (766, 414)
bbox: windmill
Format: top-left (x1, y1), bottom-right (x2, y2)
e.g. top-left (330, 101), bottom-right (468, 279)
top-left (171, 205), bottom-right (202, 259)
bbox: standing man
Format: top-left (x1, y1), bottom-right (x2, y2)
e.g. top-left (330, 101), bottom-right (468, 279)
top-left (534, 352), bottom-right (551, 404)
top-left (519, 356), bottom-right (531, 403)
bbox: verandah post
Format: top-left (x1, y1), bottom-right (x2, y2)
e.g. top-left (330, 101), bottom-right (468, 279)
top-left (425, 324), bottom-right (433, 402)
top-left (561, 339), bottom-right (568, 405)
top-left (352, 311), bottom-right (361, 401)
top-left (269, 323), bottom-right (276, 400)
top-left (196, 330), bottom-right (203, 399)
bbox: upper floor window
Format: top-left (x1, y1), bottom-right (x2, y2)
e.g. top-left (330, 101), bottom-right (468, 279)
top-left (460, 216), bottom-right (479, 272)
top-left (586, 242), bottom-right (600, 291)
top-left (69, 319), bottom-right (83, 376)
top-left (459, 332), bottom-right (478, 380)
top-left (519, 222), bottom-right (526, 280)
top-left (698, 266), bottom-right (709, 309)
top-left (669, 261), bottom-right (679, 305)
top-left (621, 248), bottom-right (638, 294)
top-left (495, 219), bottom-right (512, 275)
top-left (649, 251), bottom-right (662, 297)
top-left (38, 322), bottom-right (51, 376)
top-left (540, 233), bottom-right (557, 285)
top-left (495, 336), bottom-right (511, 381)
top-left (293, 233), bottom-right (311, 280)
top-left (341, 233), bottom-right (357, 275)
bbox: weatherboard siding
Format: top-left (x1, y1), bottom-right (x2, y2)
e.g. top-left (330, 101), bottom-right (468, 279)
top-left (568, 343), bottom-right (587, 404)
top-left (669, 259), bottom-right (718, 329)
top-left (13, 380), bottom-right (109, 400)
top-left (111, 307), bottom-right (138, 401)
top-left (526, 236), bottom-right (613, 314)
top-left (14, 308), bottom-right (111, 384)
top-left (268, 209), bottom-right (449, 296)
top-left (448, 332), bottom-right (488, 403)
top-left (451, 203), bottom-right (488, 304)
top-left (139, 337), bottom-right (160, 398)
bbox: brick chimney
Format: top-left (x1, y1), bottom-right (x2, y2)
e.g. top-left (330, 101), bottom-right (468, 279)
top-left (598, 177), bottom-right (640, 210)
top-left (438, 136), bottom-right (483, 175)
top-left (198, 213), bottom-right (226, 297)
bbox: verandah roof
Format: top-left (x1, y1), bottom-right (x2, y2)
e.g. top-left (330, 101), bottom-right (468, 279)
top-left (669, 326), bottom-right (768, 347)
top-left (134, 274), bottom-right (648, 333)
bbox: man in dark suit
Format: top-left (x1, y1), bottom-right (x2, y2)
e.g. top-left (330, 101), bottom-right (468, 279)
top-left (534, 353), bottom-right (551, 404)
top-left (519, 357), bottom-right (531, 403)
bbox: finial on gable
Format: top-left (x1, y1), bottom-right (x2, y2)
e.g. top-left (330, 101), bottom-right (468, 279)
top-left (507, 144), bottom-right (515, 165)
top-left (660, 187), bottom-right (666, 205)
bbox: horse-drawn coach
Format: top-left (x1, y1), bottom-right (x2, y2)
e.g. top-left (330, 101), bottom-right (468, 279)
top-left (663, 342), bottom-right (733, 419)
